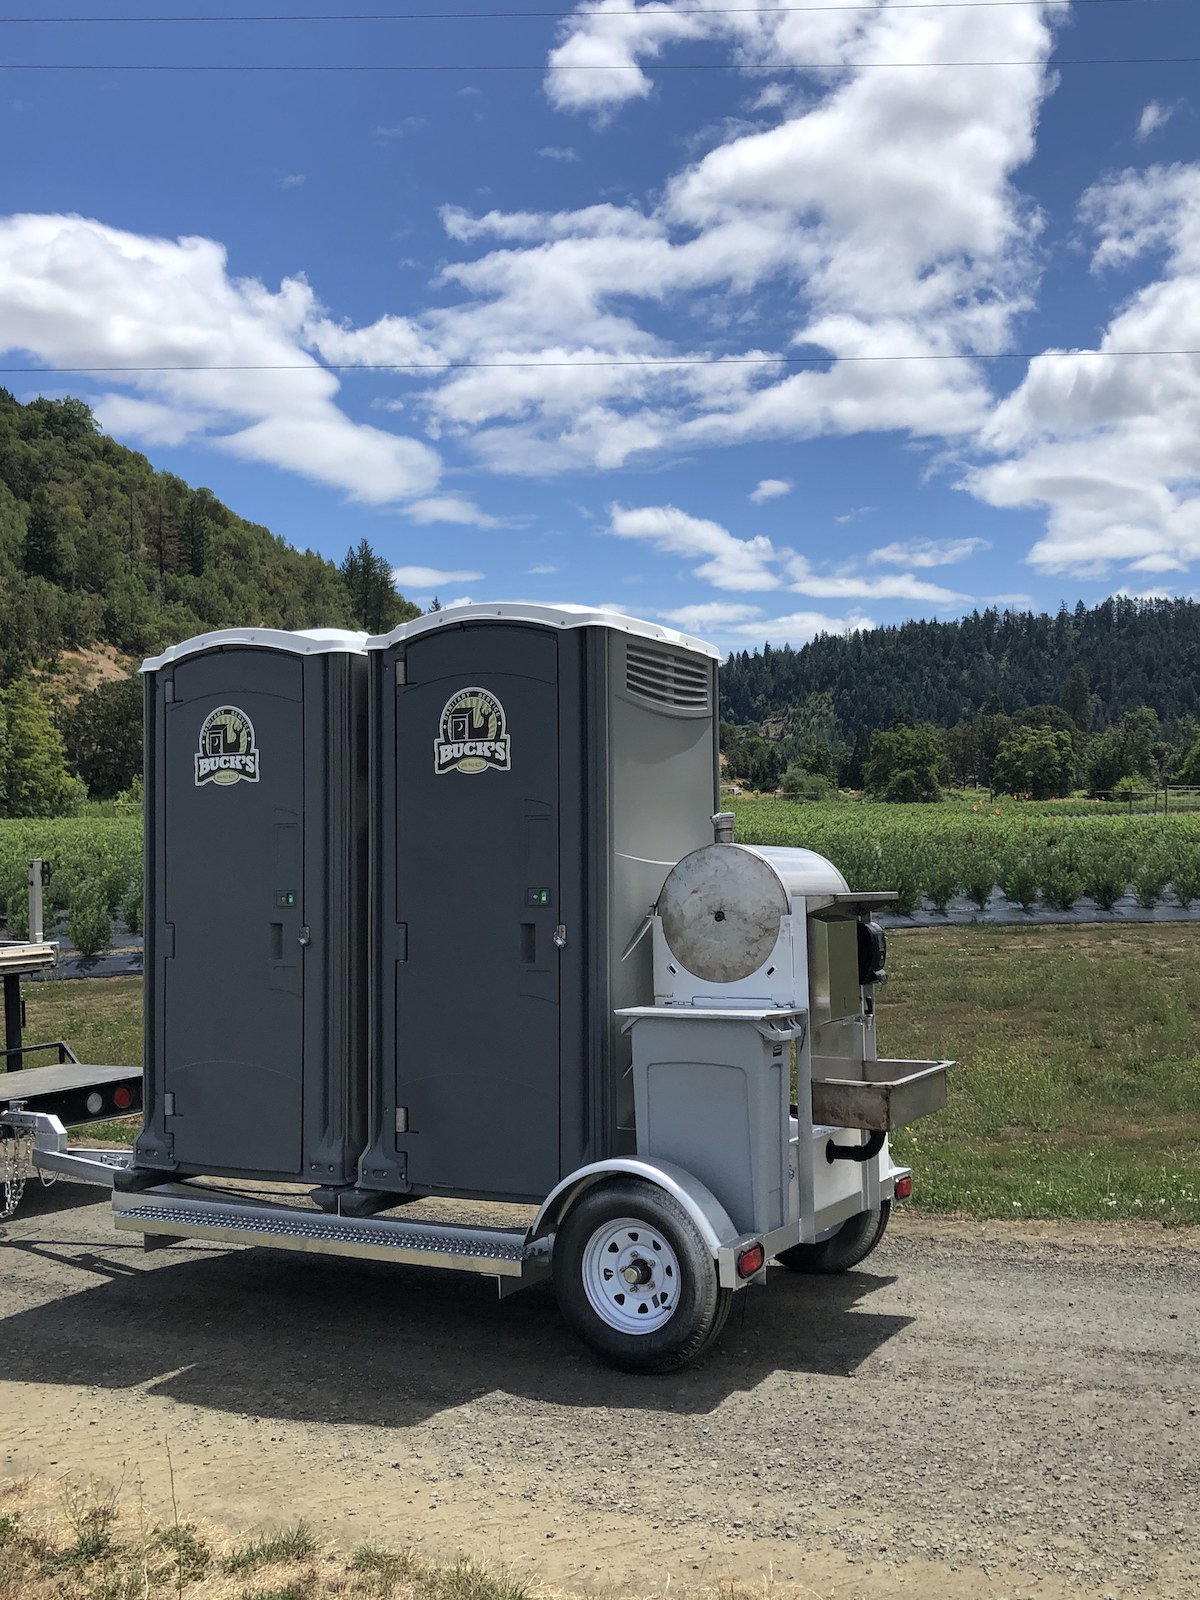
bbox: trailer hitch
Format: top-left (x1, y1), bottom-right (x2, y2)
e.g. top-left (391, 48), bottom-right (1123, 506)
top-left (825, 1130), bottom-right (886, 1164)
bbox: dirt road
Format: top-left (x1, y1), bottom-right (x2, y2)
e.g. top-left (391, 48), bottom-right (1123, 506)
top-left (1, 1187), bottom-right (1197, 1600)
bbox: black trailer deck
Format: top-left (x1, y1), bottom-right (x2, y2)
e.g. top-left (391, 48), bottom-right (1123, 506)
top-left (0, 1061), bottom-right (142, 1126)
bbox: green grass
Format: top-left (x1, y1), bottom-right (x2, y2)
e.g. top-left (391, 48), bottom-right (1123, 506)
top-left (10, 925), bottom-right (1200, 1224)
top-left (21, 975), bottom-right (142, 1069)
top-left (884, 923), bottom-right (1200, 1224)
top-left (728, 794), bottom-right (1200, 913)
top-left (223, 1524), bottom-right (317, 1574)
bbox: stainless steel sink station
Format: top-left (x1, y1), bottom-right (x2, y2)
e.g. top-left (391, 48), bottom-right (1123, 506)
top-left (2, 604), bottom-right (950, 1373)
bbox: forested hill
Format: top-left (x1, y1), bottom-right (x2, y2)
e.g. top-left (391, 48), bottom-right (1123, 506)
top-left (720, 598), bottom-right (1200, 736)
top-left (0, 389), bottom-right (417, 684)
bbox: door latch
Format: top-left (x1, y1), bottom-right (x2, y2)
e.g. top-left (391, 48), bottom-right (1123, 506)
top-left (298, 926), bottom-right (311, 947)
top-left (553, 924), bottom-right (567, 949)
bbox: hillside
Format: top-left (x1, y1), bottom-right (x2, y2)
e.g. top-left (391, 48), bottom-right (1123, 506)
top-left (720, 598), bottom-right (1200, 738)
top-left (0, 388), bottom-right (417, 685)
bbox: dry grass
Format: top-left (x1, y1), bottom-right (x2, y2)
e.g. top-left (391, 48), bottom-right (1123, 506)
top-left (0, 1479), bottom-right (801, 1600)
top-left (0, 1477), bottom-right (539, 1600)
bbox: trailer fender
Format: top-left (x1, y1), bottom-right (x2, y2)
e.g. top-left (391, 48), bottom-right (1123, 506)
top-left (529, 1158), bottom-right (748, 1289)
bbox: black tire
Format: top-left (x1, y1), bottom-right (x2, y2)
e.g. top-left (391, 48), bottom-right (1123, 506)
top-left (775, 1200), bottom-right (891, 1275)
top-left (552, 1179), bottom-right (732, 1374)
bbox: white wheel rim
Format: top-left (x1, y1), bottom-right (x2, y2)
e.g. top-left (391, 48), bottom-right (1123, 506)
top-left (581, 1216), bottom-right (681, 1334)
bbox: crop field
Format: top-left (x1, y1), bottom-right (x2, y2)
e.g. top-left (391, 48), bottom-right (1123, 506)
top-left (0, 818), bottom-right (141, 953)
top-left (2, 799), bottom-right (1200, 956)
top-left (732, 795), bottom-right (1200, 914)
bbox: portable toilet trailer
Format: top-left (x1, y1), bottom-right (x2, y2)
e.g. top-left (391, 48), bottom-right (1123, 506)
top-left (130, 628), bottom-right (370, 1187)
top-left (356, 603), bottom-right (720, 1206)
top-left (12, 605), bottom-right (951, 1376)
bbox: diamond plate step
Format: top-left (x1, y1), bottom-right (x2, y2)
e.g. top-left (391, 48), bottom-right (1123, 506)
top-left (113, 1190), bottom-right (535, 1275)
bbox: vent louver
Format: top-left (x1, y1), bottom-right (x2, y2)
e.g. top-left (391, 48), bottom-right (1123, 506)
top-left (625, 643), bottom-right (710, 711)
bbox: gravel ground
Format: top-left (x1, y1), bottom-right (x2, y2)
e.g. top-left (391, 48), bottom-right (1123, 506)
top-left (0, 1187), bottom-right (1197, 1600)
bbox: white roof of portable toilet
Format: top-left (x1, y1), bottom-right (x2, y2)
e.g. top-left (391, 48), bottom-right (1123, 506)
top-left (142, 628), bottom-right (369, 673)
top-left (366, 602), bottom-right (719, 660)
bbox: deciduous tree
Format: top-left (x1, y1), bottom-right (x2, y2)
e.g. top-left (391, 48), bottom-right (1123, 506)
top-left (864, 723), bottom-right (947, 803)
top-left (992, 727), bottom-right (1076, 800)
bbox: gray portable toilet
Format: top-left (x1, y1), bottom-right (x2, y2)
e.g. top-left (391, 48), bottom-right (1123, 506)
top-left (131, 628), bottom-right (370, 1187)
top-left (357, 603), bottom-right (719, 1205)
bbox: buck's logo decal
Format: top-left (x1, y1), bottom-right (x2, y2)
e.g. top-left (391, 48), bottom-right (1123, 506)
top-left (195, 705), bottom-right (260, 787)
top-left (434, 687), bottom-right (511, 775)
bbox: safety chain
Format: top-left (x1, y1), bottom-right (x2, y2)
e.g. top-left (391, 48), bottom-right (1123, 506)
top-left (0, 1118), bottom-right (33, 1221)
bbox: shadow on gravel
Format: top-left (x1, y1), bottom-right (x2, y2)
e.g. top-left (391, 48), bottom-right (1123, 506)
top-left (0, 1178), bottom-right (125, 1221)
top-left (0, 1200), bottom-right (912, 1421)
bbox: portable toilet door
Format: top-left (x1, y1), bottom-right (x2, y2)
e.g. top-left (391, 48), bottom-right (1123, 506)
top-left (135, 628), bottom-right (369, 1186)
top-left (370, 613), bottom-right (563, 1200)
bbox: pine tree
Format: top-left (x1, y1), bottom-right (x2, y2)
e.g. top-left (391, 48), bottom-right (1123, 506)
top-left (1059, 664), bottom-right (1091, 731)
top-left (22, 494), bottom-right (64, 583)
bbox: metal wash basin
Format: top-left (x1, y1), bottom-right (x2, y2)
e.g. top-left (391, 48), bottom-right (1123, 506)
top-left (811, 1058), bottom-right (952, 1132)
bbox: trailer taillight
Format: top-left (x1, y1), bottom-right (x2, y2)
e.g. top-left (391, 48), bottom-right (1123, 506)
top-left (737, 1243), bottom-right (765, 1278)
top-left (894, 1174), bottom-right (913, 1200)
top-left (112, 1085), bottom-right (134, 1111)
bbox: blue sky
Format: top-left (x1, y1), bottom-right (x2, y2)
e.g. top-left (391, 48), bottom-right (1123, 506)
top-left (2, 1), bottom-right (1198, 653)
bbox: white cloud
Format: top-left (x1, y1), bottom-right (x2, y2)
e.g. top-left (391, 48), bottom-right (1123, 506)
top-left (393, 566), bottom-right (485, 587)
top-left (374, 118), bottom-right (428, 140)
top-left (0, 213), bottom-right (442, 506)
top-left (546, 2), bottom-right (705, 115)
top-left (412, 3), bottom-right (1058, 475)
top-left (1136, 102), bottom-right (1175, 144)
top-left (658, 601), bottom-right (764, 632)
top-left (538, 146), bottom-right (579, 162)
top-left (280, 173), bottom-right (306, 189)
top-left (528, 562), bottom-right (558, 575)
top-left (870, 537), bottom-right (990, 568)
top-left (608, 501), bottom-right (970, 603)
top-left (92, 393), bottom-right (206, 447)
top-left (1128, 553), bottom-right (1187, 574)
top-left (608, 504), bottom-right (781, 591)
top-left (404, 494), bottom-right (499, 527)
top-left (2, 1), bottom-right (1068, 528)
top-left (749, 477), bottom-right (792, 504)
top-left (730, 608), bottom-right (876, 645)
top-left (659, 599), bottom-right (873, 646)
top-left (967, 163), bottom-right (1200, 578)
top-left (787, 554), bottom-right (966, 604)
top-left (1113, 584), bottom-right (1183, 603)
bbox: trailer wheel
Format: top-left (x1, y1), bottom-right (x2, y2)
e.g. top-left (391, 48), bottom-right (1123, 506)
top-left (553, 1180), bottom-right (731, 1374)
top-left (775, 1200), bottom-right (891, 1275)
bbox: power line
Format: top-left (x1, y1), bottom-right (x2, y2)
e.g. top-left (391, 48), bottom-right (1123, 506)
top-left (2, 349), bottom-right (1198, 374)
top-left (1, 55), bottom-right (1192, 70)
top-left (0, 1), bottom-right (1170, 21)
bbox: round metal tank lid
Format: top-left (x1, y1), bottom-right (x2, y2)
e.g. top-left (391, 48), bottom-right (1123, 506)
top-left (658, 844), bottom-right (789, 985)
